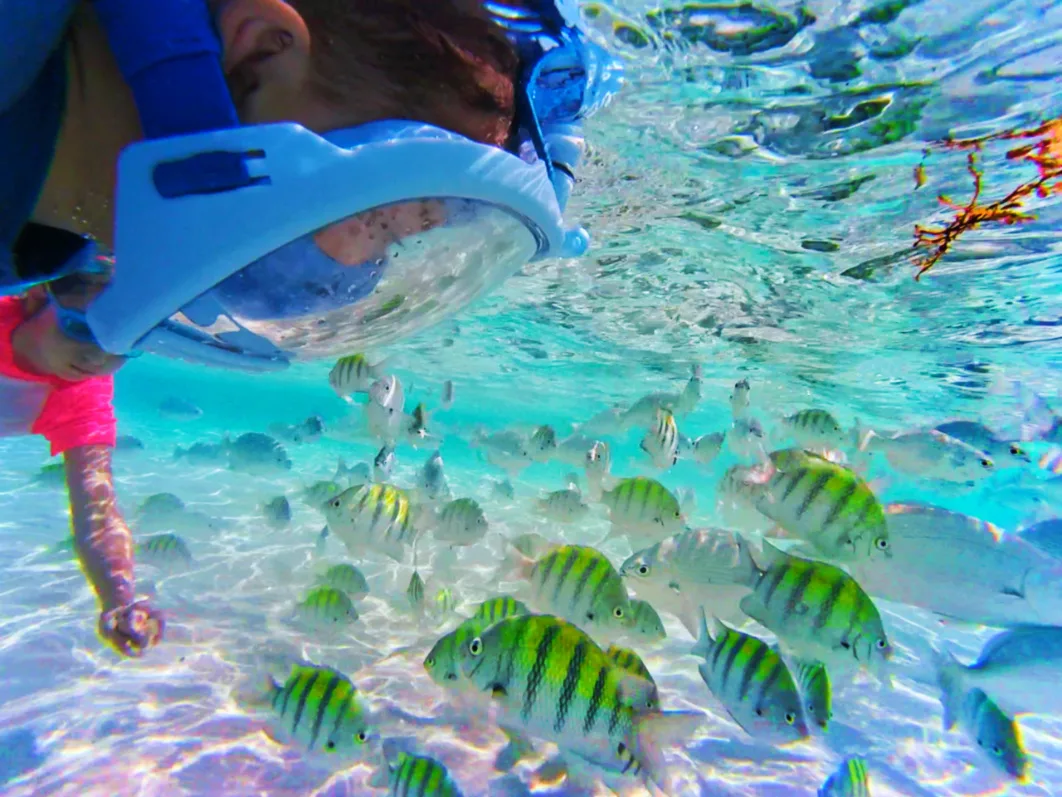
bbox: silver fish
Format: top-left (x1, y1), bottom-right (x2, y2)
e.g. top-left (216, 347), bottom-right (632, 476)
top-left (621, 527), bottom-right (751, 635)
top-left (415, 450), bottom-right (452, 505)
top-left (848, 503), bottom-right (1062, 627)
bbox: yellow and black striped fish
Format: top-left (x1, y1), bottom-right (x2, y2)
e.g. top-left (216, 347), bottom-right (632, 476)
top-left (780, 409), bottom-right (848, 451)
top-left (426, 597), bottom-right (530, 688)
top-left (795, 659), bottom-right (832, 731)
top-left (600, 477), bottom-right (684, 540)
top-left (328, 353), bottom-right (388, 398)
top-left (749, 448), bottom-right (889, 561)
top-left (606, 645), bottom-right (656, 687)
top-left (818, 755), bottom-right (871, 796)
top-left (524, 544), bottom-right (634, 638)
top-left (316, 563), bottom-right (369, 600)
top-left (640, 408), bottom-right (680, 469)
top-left (295, 586), bottom-right (359, 628)
top-left (472, 595), bottom-right (530, 625)
top-left (628, 598), bottom-right (666, 643)
top-left (691, 611), bottom-right (809, 745)
top-left (136, 533), bottom-right (193, 568)
top-left (322, 483), bottom-right (420, 562)
top-left (456, 614), bottom-right (703, 788)
top-left (736, 540), bottom-right (892, 681)
top-left (385, 751), bottom-right (464, 796)
top-left (407, 570), bottom-right (425, 612)
top-left (265, 663), bottom-right (374, 756)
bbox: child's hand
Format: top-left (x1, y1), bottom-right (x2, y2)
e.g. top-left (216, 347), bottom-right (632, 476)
top-left (98, 599), bottom-right (164, 657)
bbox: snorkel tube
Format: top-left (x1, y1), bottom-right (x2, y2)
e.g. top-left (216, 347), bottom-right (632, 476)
top-left (71, 0), bottom-right (624, 371)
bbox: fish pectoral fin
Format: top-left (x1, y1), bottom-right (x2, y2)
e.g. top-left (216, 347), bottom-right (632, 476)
top-left (1001, 586), bottom-right (1025, 599)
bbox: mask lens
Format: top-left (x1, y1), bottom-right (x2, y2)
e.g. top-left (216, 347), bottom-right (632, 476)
top-left (173, 198), bottom-right (539, 359)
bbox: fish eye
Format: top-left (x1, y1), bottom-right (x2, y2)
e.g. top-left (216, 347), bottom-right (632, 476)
top-left (326, 740), bottom-right (336, 751)
top-left (991, 744), bottom-right (1003, 756)
top-left (469, 638), bottom-right (483, 656)
top-left (425, 657), bottom-right (435, 669)
top-left (637, 565), bottom-right (650, 576)
top-left (784, 712), bottom-right (795, 725)
top-left (446, 673), bottom-right (457, 681)
top-left (356, 731), bottom-right (368, 743)
top-left (1010, 445), bottom-right (1021, 455)
top-left (876, 639), bottom-right (887, 649)
top-left (754, 708), bottom-right (763, 717)
top-left (613, 607), bottom-right (625, 619)
top-left (980, 458), bottom-right (992, 468)
top-left (875, 538), bottom-right (889, 551)
top-left (330, 498), bottom-right (341, 508)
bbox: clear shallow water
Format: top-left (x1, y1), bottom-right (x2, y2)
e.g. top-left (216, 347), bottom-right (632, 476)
top-left (3, 0), bottom-right (1062, 794)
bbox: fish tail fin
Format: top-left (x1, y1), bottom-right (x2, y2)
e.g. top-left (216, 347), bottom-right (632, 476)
top-left (934, 646), bottom-right (965, 730)
top-left (631, 710), bottom-right (705, 791)
top-left (234, 673), bottom-right (280, 710)
top-left (495, 727), bottom-right (536, 772)
top-left (314, 526), bottom-right (330, 556)
top-left (491, 539), bottom-right (537, 584)
top-left (732, 533), bottom-right (762, 588)
top-left (852, 419), bottom-right (876, 453)
top-left (585, 473), bottom-right (604, 502)
top-left (172, 446), bottom-right (185, 460)
top-left (689, 608), bottom-right (718, 660)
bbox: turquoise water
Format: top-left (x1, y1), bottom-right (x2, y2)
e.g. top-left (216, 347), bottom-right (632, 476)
top-left (3, 1), bottom-right (1062, 795)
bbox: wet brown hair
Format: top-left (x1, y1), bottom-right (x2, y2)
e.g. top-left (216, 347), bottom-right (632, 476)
top-left (289, 0), bottom-right (522, 146)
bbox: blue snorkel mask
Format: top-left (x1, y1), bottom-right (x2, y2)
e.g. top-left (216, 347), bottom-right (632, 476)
top-left (58, 0), bottom-right (623, 372)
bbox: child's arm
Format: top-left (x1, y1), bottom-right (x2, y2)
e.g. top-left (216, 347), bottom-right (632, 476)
top-left (65, 444), bottom-right (164, 656)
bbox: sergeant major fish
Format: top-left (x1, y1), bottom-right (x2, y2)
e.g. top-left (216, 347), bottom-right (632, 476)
top-left (257, 663), bottom-right (375, 757)
top-left (734, 539), bottom-right (893, 681)
top-left (947, 688), bottom-right (1028, 782)
top-left (777, 409), bottom-right (849, 452)
top-left (641, 408), bottom-right (680, 470)
top-left (433, 498), bottom-right (489, 546)
top-left (818, 756), bottom-right (871, 797)
top-left (322, 483), bottom-right (420, 562)
top-left (725, 448), bottom-right (890, 561)
top-left (691, 610), bottom-right (809, 745)
top-left (329, 353), bottom-right (390, 398)
top-left (599, 477), bottom-right (685, 541)
top-left (224, 432), bottom-right (292, 475)
top-left (295, 586), bottom-right (360, 628)
top-left (456, 614), bottom-right (705, 789)
top-left (376, 752), bottom-right (465, 797)
top-left (500, 543), bottom-right (635, 640)
top-left (621, 526), bottom-right (752, 635)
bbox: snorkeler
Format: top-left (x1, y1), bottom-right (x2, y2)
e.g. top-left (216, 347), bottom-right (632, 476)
top-left (1, 0), bottom-right (621, 370)
top-left (0, 262), bottom-right (163, 657)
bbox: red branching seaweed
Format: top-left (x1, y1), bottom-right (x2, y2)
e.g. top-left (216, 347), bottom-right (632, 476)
top-left (911, 116), bottom-right (1062, 279)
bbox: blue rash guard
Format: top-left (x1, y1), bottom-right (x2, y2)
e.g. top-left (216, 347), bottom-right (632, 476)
top-left (0, 0), bottom-right (77, 279)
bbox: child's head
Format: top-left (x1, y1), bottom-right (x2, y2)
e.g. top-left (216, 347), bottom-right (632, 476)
top-left (19, 267), bottom-right (127, 381)
top-left (212, 0), bottom-right (520, 147)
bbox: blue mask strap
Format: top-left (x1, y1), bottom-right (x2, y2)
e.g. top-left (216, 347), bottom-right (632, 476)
top-left (91, 0), bottom-right (241, 139)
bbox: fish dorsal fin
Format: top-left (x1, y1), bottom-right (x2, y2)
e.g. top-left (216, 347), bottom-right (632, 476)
top-left (758, 539), bottom-right (788, 568)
